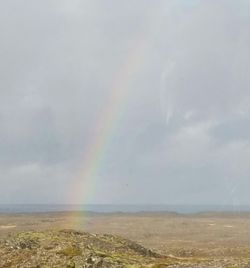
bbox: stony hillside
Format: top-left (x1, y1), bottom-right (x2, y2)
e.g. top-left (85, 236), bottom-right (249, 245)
top-left (2, 229), bottom-right (249, 267)
top-left (0, 229), bottom-right (176, 267)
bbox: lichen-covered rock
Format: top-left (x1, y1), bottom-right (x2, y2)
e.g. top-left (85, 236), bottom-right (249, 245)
top-left (0, 229), bottom-right (173, 267)
top-left (3, 229), bottom-right (246, 267)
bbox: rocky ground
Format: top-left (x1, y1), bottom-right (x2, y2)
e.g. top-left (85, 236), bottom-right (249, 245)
top-left (0, 229), bottom-right (179, 267)
top-left (1, 229), bottom-right (250, 267)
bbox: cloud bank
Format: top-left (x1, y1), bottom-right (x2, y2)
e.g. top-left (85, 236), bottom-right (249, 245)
top-left (0, 0), bottom-right (250, 205)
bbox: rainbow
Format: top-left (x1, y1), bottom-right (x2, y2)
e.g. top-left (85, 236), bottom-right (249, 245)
top-left (67, 5), bottom-right (168, 227)
top-left (69, 37), bottom-right (147, 206)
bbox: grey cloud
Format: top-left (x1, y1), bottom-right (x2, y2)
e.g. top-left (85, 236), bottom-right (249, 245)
top-left (1, 0), bottom-right (250, 204)
top-left (211, 116), bottom-right (250, 143)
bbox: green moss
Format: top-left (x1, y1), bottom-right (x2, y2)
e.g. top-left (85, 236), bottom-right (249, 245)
top-left (1, 229), bottom-right (229, 267)
top-left (17, 231), bottom-right (47, 240)
top-left (57, 246), bottom-right (82, 257)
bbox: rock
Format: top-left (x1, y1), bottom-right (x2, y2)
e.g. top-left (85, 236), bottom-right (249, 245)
top-left (0, 230), bottom-right (168, 267)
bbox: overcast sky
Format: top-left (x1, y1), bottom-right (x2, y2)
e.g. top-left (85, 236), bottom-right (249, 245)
top-left (1, 0), bottom-right (250, 205)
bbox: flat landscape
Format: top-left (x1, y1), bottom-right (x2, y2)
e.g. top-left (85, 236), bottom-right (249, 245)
top-left (1, 211), bottom-right (250, 267)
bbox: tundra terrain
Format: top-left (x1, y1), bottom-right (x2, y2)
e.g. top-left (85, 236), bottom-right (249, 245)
top-left (1, 212), bottom-right (250, 267)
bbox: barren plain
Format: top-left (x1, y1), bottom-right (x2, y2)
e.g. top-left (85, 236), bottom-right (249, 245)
top-left (1, 211), bottom-right (250, 267)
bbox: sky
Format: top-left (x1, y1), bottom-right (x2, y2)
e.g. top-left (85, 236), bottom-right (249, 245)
top-left (1, 0), bottom-right (250, 205)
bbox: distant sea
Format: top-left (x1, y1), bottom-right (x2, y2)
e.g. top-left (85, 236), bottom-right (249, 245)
top-left (1, 204), bottom-right (250, 214)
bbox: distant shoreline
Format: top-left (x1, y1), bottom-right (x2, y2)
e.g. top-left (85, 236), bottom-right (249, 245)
top-left (1, 203), bottom-right (250, 214)
top-left (0, 204), bottom-right (250, 216)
